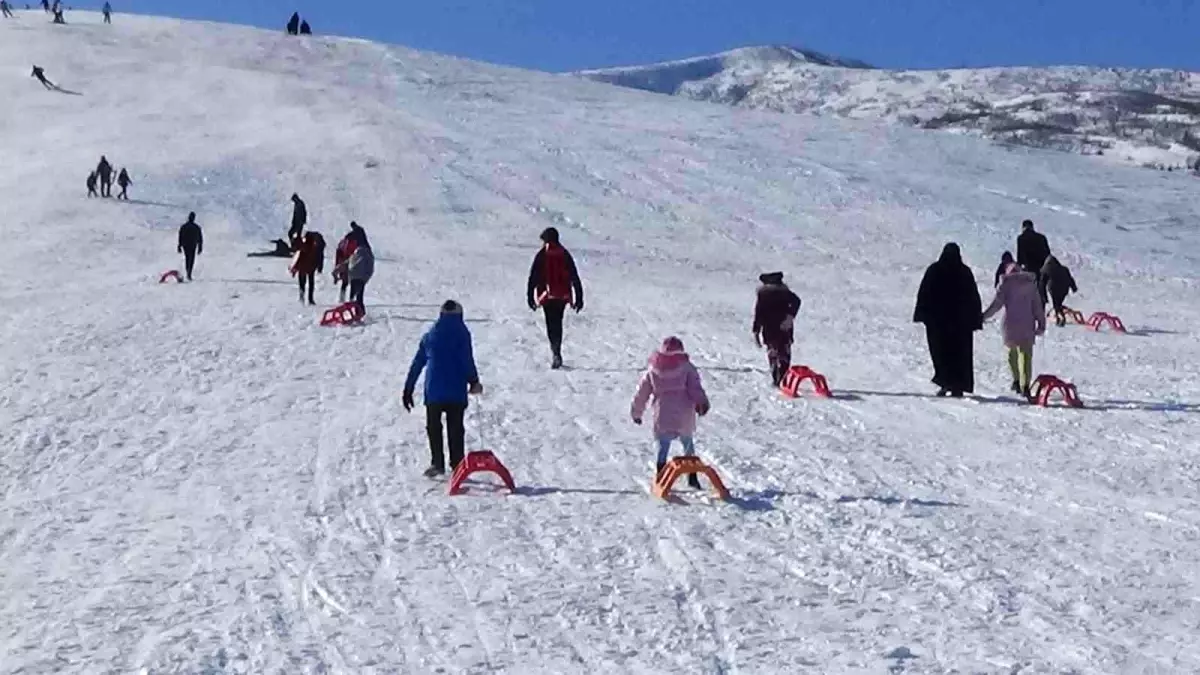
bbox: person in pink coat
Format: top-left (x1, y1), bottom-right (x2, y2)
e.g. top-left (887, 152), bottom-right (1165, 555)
top-left (982, 263), bottom-right (1046, 398)
top-left (631, 336), bottom-right (711, 487)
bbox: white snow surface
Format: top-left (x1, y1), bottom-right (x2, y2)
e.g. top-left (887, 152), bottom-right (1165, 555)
top-left (3, 11), bottom-right (1200, 675)
top-left (580, 46), bottom-right (1200, 172)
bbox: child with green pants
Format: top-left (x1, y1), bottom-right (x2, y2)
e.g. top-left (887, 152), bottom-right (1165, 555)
top-left (984, 263), bottom-right (1046, 397)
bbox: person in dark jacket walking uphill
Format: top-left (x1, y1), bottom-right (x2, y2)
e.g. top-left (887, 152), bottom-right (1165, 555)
top-left (994, 251), bottom-right (1014, 288)
top-left (177, 212), bottom-right (203, 281)
top-left (96, 156), bottom-right (113, 197)
top-left (913, 243), bottom-right (983, 397)
top-left (288, 193), bottom-right (306, 244)
top-left (526, 227), bottom-right (583, 369)
top-left (403, 300), bottom-right (484, 477)
top-left (1017, 219), bottom-right (1051, 305)
top-left (1040, 255), bottom-right (1079, 327)
top-left (752, 271), bottom-right (802, 387)
top-left (86, 171), bottom-right (98, 198)
top-left (116, 168), bottom-right (131, 200)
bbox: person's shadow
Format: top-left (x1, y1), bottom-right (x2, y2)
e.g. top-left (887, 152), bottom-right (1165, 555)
top-left (49, 84), bottom-right (83, 96)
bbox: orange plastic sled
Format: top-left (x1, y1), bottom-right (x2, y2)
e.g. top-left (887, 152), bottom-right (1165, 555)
top-left (652, 456), bottom-right (730, 501)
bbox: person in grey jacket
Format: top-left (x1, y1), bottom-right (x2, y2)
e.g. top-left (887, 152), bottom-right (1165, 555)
top-left (336, 228), bottom-right (374, 313)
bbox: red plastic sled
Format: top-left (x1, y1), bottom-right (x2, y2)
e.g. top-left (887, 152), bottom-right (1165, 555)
top-left (1049, 306), bottom-right (1086, 325)
top-left (448, 451), bottom-right (516, 495)
top-left (780, 365), bottom-right (832, 398)
top-left (159, 270), bottom-right (182, 284)
top-left (1087, 312), bottom-right (1126, 333)
top-left (1031, 374), bottom-right (1085, 408)
top-left (320, 302), bottom-right (364, 326)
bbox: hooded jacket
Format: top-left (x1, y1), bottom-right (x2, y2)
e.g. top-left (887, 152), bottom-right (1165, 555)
top-left (1040, 256), bottom-right (1078, 302)
top-left (983, 264), bottom-right (1046, 348)
top-left (914, 243), bottom-right (983, 333)
top-left (404, 311), bottom-right (480, 406)
top-left (630, 340), bottom-right (710, 437)
top-left (753, 275), bottom-right (801, 345)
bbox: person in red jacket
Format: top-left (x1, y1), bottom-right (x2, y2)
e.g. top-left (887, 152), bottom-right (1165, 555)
top-left (526, 227), bottom-right (583, 369)
top-left (290, 231), bottom-right (325, 305)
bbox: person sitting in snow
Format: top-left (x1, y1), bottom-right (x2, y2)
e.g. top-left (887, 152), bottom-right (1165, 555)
top-left (247, 239), bottom-right (293, 258)
top-left (631, 336), bottom-right (711, 487)
top-left (31, 65), bottom-right (55, 90)
top-left (1040, 255), bottom-right (1079, 327)
top-left (402, 300), bottom-right (484, 478)
top-left (983, 262), bottom-right (1046, 399)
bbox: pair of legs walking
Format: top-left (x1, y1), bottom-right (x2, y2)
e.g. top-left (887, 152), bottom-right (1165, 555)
top-left (297, 271), bottom-right (315, 304)
top-left (425, 403), bottom-right (466, 475)
top-left (766, 337), bottom-right (793, 387)
top-left (656, 435), bottom-right (701, 488)
top-left (1007, 345), bottom-right (1034, 397)
top-left (182, 247), bottom-right (197, 280)
top-left (542, 300), bottom-right (567, 368)
top-left (348, 279), bottom-right (366, 314)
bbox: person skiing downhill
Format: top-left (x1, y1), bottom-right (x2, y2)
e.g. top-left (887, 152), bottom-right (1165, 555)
top-left (1040, 255), bottom-right (1079, 327)
top-left (290, 231), bottom-right (325, 305)
top-left (630, 336), bottom-right (711, 488)
top-left (526, 227), bottom-right (583, 369)
top-left (913, 243), bottom-right (983, 398)
top-left (116, 168), bottom-right (132, 200)
top-left (96, 156), bottom-right (113, 197)
top-left (177, 212), bottom-right (203, 281)
top-left (752, 271), bottom-right (802, 387)
top-left (983, 262), bottom-right (1046, 399)
top-left (31, 65), bottom-right (55, 90)
top-left (288, 193), bottom-right (306, 243)
top-left (86, 171), bottom-right (98, 198)
top-left (402, 300), bottom-right (484, 477)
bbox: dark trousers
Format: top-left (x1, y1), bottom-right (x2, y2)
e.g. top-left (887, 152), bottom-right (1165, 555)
top-left (298, 270), bottom-right (315, 304)
top-left (182, 246), bottom-right (197, 280)
top-left (87, 186), bottom-right (97, 197)
top-left (925, 325), bottom-right (975, 394)
top-left (100, 178), bottom-right (111, 197)
top-left (349, 279), bottom-right (366, 313)
top-left (103, 12), bottom-right (110, 22)
top-left (542, 300), bottom-right (568, 355)
top-left (339, 276), bottom-right (349, 301)
top-left (764, 331), bottom-right (794, 386)
top-left (2, 8), bottom-right (13, 17)
top-left (426, 403), bottom-right (466, 470)
top-left (118, 184), bottom-right (128, 200)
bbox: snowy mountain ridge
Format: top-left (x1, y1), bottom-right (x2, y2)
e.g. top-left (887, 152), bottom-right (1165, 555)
top-left (579, 46), bottom-right (1200, 171)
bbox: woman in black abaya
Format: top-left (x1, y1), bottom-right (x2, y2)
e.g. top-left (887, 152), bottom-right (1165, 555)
top-left (913, 243), bottom-right (983, 397)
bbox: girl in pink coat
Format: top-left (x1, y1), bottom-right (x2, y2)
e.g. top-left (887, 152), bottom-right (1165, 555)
top-left (631, 336), bottom-right (711, 486)
top-left (982, 263), bottom-right (1046, 398)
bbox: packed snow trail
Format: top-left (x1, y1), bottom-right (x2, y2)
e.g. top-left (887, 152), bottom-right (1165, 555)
top-left (2, 12), bottom-right (1199, 674)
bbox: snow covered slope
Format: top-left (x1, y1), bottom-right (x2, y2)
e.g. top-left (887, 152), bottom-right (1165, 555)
top-left (580, 47), bottom-right (1200, 171)
top-left (3, 10), bottom-right (1200, 674)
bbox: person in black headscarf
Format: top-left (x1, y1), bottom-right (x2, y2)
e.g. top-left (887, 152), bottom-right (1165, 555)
top-left (913, 243), bottom-right (983, 397)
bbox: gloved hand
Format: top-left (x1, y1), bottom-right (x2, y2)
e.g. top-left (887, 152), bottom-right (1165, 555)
top-left (528, 299), bottom-right (537, 311)
top-left (177, 247), bottom-right (182, 254)
top-left (573, 299), bottom-right (583, 313)
top-left (402, 390), bottom-right (414, 412)
top-left (469, 382), bottom-right (483, 395)
top-left (753, 333), bottom-right (762, 349)
top-left (696, 402), bottom-right (710, 416)
top-left (632, 417), bottom-right (642, 426)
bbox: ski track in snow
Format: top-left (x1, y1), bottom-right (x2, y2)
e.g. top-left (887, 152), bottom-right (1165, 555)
top-left (2, 12), bottom-right (1200, 674)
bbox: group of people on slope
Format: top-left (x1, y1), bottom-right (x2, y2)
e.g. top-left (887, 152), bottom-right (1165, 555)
top-left (283, 194), bottom-right (376, 312)
top-left (285, 12), bottom-right (311, 36)
top-left (915, 219), bottom-right (1080, 400)
top-left (87, 156), bottom-right (132, 200)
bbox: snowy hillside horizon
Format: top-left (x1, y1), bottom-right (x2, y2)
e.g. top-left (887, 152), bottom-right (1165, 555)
top-left (579, 45), bottom-right (1200, 172)
top-left (3, 9), bottom-right (1200, 673)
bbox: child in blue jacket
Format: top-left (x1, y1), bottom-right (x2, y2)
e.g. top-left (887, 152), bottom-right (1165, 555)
top-left (403, 300), bottom-right (483, 477)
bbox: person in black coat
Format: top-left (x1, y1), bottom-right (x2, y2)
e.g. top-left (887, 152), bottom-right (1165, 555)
top-left (288, 193), bottom-right (307, 243)
top-left (1017, 219), bottom-right (1051, 303)
top-left (1040, 255), bottom-right (1079, 327)
top-left (913, 243), bottom-right (983, 397)
top-left (116, 168), bottom-right (132, 200)
top-left (526, 227), bottom-right (583, 369)
top-left (286, 12), bottom-right (300, 35)
top-left (96, 156), bottom-right (114, 197)
top-left (752, 271), bottom-right (802, 387)
top-left (177, 212), bottom-right (203, 281)
top-left (299, 20), bottom-right (311, 35)
top-left (86, 171), bottom-right (98, 198)
top-left (994, 251), bottom-right (1014, 288)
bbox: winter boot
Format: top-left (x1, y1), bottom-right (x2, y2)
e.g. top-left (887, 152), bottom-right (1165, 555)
top-left (550, 345), bottom-right (563, 370)
top-left (1011, 380), bottom-right (1022, 394)
top-left (936, 388), bottom-right (949, 398)
top-left (422, 465), bottom-right (445, 478)
top-left (686, 473), bottom-right (702, 490)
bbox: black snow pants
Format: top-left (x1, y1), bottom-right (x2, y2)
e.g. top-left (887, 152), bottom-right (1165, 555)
top-left (426, 403), bottom-right (466, 471)
top-left (542, 299), bottom-right (568, 357)
top-left (764, 331), bottom-right (794, 387)
top-left (298, 271), bottom-right (316, 304)
top-left (349, 279), bottom-right (367, 313)
top-left (182, 246), bottom-right (198, 280)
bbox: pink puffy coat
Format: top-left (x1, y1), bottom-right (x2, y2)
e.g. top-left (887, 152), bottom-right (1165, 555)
top-left (983, 266), bottom-right (1045, 349)
top-left (630, 339), bottom-right (710, 437)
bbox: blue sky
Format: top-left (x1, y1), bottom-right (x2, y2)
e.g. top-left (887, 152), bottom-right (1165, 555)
top-left (122, 0), bottom-right (1199, 72)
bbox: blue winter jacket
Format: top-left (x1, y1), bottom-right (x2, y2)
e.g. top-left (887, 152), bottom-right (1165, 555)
top-left (404, 313), bottom-right (479, 405)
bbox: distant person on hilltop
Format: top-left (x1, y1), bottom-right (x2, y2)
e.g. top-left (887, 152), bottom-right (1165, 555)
top-left (525, 226), bottom-right (584, 370)
top-left (96, 156), bottom-right (113, 197)
top-left (288, 193), bottom-right (306, 243)
top-left (752, 271), bottom-right (802, 387)
top-left (86, 171), bottom-right (98, 198)
top-left (31, 65), bottom-right (55, 90)
top-left (286, 12), bottom-right (299, 35)
top-left (177, 212), bottom-right (203, 281)
top-left (913, 243), bottom-right (982, 398)
top-left (116, 168), bottom-right (132, 200)
top-left (299, 19), bottom-right (311, 35)
top-left (102, 2), bottom-right (112, 23)
top-left (1, 2), bottom-right (14, 19)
